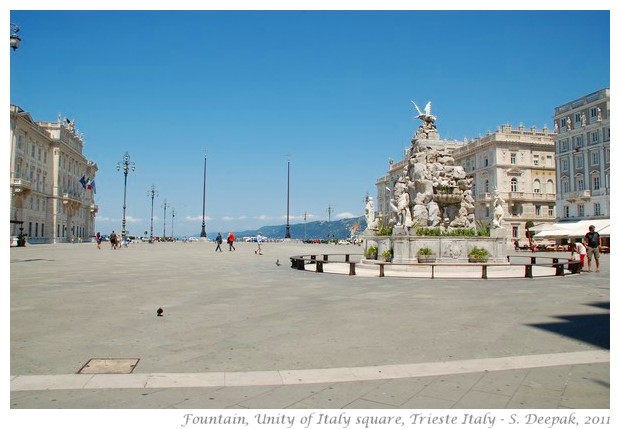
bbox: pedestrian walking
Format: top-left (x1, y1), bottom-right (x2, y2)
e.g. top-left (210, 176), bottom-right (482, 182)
top-left (215, 232), bottom-right (223, 252)
top-left (96, 232), bottom-right (102, 250)
top-left (110, 230), bottom-right (118, 250)
top-left (227, 232), bottom-right (236, 251)
top-left (584, 225), bottom-right (602, 272)
top-left (254, 232), bottom-right (263, 255)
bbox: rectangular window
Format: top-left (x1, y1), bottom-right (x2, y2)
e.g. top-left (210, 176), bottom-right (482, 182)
top-left (593, 175), bottom-right (600, 190)
top-left (577, 178), bottom-right (584, 191)
top-left (512, 226), bottom-right (518, 238)
top-left (591, 131), bottom-right (599, 144)
top-left (594, 202), bottom-right (601, 216)
top-left (510, 153), bottom-right (517, 164)
top-left (590, 107), bottom-right (598, 119)
top-left (592, 152), bottom-right (599, 165)
top-left (575, 113), bottom-right (581, 124)
top-left (548, 206), bottom-right (554, 217)
top-left (561, 140), bottom-right (569, 152)
top-left (578, 204), bottom-right (585, 217)
top-left (561, 118), bottom-right (567, 127)
top-left (575, 135), bottom-right (583, 149)
top-left (576, 155), bottom-right (583, 169)
top-left (533, 155), bottom-right (539, 166)
top-left (561, 158), bottom-right (569, 172)
top-left (535, 205), bottom-right (541, 216)
top-left (564, 206), bottom-right (570, 218)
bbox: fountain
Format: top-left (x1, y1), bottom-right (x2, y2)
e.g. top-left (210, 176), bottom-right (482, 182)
top-left (365, 101), bottom-right (508, 264)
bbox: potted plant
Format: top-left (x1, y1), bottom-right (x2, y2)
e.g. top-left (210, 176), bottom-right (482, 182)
top-left (416, 246), bottom-right (436, 263)
top-left (16, 231), bottom-right (27, 247)
top-left (381, 248), bottom-right (393, 262)
top-left (365, 245), bottom-right (378, 260)
top-left (468, 246), bottom-right (490, 263)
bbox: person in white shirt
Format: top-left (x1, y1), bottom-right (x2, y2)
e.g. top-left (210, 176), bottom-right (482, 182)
top-left (254, 232), bottom-right (263, 255)
top-left (571, 240), bottom-right (587, 269)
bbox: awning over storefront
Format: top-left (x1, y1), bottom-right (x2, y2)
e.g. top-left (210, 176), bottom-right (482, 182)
top-left (531, 219), bottom-right (610, 238)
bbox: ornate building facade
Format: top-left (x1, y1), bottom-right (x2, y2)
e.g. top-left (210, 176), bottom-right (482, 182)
top-left (10, 105), bottom-right (98, 244)
top-left (553, 88), bottom-right (610, 222)
top-left (451, 124), bottom-right (557, 243)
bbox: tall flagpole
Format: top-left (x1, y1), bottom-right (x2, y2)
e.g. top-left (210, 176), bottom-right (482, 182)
top-left (285, 157), bottom-right (291, 239)
top-left (200, 153), bottom-right (207, 238)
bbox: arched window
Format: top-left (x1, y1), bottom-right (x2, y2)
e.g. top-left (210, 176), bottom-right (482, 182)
top-left (510, 178), bottom-right (518, 192)
top-left (533, 179), bottom-right (541, 193)
top-left (546, 179), bottom-right (554, 194)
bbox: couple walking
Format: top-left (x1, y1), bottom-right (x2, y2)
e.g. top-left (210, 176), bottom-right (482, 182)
top-left (215, 232), bottom-right (236, 252)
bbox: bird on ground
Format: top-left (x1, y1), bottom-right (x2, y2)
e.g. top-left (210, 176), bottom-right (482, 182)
top-left (157, 307), bottom-right (163, 317)
top-left (276, 259), bottom-right (280, 266)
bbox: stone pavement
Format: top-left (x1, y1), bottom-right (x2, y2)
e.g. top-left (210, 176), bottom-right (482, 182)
top-left (9, 241), bottom-right (610, 414)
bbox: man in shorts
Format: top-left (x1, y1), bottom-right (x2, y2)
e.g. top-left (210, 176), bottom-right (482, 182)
top-left (584, 225), bottom-right (601, 272)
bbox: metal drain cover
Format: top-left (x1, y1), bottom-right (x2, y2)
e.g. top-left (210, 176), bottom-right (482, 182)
top-left (78, 358), bottom-right (140, 374)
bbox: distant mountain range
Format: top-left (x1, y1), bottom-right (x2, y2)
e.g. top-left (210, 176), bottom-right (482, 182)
top-left (206, 216), bottom-right (367, 241)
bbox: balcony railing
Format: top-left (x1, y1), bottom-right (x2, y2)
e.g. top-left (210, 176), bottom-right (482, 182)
top-left (11, 177), bottom-right (32, 194)
top-left (565, 190), bottom-right (591, 202)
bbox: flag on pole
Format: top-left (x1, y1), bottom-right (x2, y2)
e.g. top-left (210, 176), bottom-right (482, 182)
top-left (80, 175), bottom-right (88, 189)
top-left (88, 180), bottom-right (96, 194)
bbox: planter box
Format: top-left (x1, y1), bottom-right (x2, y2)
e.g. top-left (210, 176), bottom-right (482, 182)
top-left (417, 256), bottom-right (437, 263)
top-left (468, 258), bottom-right (488, 263)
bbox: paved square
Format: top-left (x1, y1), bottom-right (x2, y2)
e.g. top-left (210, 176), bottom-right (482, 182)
top-left (10, 241), bottom-right (609, 410)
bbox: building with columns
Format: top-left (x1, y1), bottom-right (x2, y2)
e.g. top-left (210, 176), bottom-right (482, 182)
top-left (553, 88), bottom-right (610, 222)
top-left (10, 104), bottom-right (98, 244)
top-left (451, 124), bottom-right (557, 244)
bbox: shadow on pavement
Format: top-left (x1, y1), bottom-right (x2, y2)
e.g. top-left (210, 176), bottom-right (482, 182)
top-left (527, 301), bottom-right (610, 350)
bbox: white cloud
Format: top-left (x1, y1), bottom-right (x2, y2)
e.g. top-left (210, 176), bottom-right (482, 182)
top-left (336, 212), bottom-right (358, 219)
top-left (185, 215), bottom-right (212, 221)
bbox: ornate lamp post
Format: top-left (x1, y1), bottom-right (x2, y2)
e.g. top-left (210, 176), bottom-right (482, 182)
top-left (200, 154), bottom-right (207, 238)
top-left (148, 184), bottom-right (158, 243)
top-left (285, 157), bottom-right (291, 239)
top-left (10, 23), bottom-right (21, 51)
top-left (116, 152), bottom-right (135, 244)
top-left (162, 199), bottom-right (169, 240)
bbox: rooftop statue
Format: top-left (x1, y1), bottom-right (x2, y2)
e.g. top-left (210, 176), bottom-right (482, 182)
top-left (411, 100), bottom-right (439, 143)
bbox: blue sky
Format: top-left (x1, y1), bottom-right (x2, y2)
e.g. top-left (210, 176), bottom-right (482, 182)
top-left (8, 5), bottom-right (611, 238)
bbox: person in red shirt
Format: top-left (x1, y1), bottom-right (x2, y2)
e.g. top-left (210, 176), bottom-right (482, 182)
top-left (227, 232), bottom-right (236, 251)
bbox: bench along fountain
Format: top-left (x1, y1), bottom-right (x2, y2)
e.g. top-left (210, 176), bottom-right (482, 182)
top-left (364, 101), bottom-right (508, 264)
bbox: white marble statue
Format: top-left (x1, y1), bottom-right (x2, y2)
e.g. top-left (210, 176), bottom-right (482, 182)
top-left (365, 197), bottom-right (379, 230)
top-left (492, 189), bottom-right (505, 229)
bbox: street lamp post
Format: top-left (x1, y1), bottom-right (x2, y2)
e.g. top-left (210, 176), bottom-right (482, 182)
top-left (162, 199), bottom-right (168, 240)
top-left (285, 157), bottom-right (291, 239)
top-left (116, 152), bottom-right (135, 244)
top-left (10, 23), bottom-right (21, 51)
top-left (171, 208), bottom-right (175, 240)
top-left (148, 184), bottom-right (158, 243)
top-left (200, 154), bottom-right (207, 238)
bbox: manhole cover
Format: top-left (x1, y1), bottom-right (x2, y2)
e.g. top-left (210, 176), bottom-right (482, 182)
top-left (78, 358), bottom-right (140, 374)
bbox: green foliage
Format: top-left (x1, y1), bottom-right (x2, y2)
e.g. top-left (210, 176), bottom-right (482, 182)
top-left (415, 227), bottom-right (441, 236)
top-left (377, 222), bottom-right (393, 236)
top-left (416, 227), bottom-right (483, 237)
top-left (416, 246), bottom-right (435, 256)
top-left (468, 246), bottom-right (490, 260)
top-left (475, 220), bottom-right (491, 237)
top-left (365, 245), bottom-right (378, 258)
top-left (435, 184), bottom-right (455, 194)
top-left (381, 248), bottom-right (393, 259)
